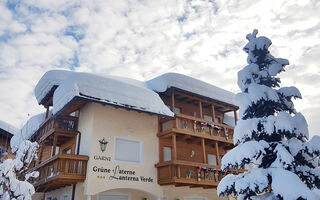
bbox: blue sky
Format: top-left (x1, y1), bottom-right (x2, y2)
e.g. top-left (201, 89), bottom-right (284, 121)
top-left (0, 0), bottom-right (319, 137)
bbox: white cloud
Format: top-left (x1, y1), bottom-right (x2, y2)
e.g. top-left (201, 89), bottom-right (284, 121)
top-left (0, 0), bottom-right (319, 137)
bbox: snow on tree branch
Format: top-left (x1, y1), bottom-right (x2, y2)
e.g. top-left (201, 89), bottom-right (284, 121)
top-left (0, 140), bottom-right (39, 200)
top-left (218, 29), bottom-right (320, 200)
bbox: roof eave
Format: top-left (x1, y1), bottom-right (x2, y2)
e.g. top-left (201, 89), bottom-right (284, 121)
top-left (166, 87), bottom-right (239, 110)
top-left (54, 95), bottom-right (175, 119)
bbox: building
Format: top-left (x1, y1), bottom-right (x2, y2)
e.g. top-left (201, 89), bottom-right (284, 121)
top-left (17, 70), bottom-right (239, 200)
top-left (0, 120), bottom-right (18, 160)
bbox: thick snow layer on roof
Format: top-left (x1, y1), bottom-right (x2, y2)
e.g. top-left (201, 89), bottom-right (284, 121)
top-left (0, 120), bottom-right (19, 135)
top-left (146, 73), bottom-right (239, 107)
top-left (35, 70), bottom-right (74, 104)
top-left (35, 70), bottom-right (174, 117)
top-left (52, 71), bottom-right (174, 117)
top-left (10, 113), bottom-right (46, 152)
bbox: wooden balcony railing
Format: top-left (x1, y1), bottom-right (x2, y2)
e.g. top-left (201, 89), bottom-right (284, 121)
top-left (27, 154), bottom-right (89, 192)
top-left (155, 160), bottom-right (240, 188)
top-left (38, 116), bottom-right (78, 143)
top-left (159, 114), bottom-right (234, 143)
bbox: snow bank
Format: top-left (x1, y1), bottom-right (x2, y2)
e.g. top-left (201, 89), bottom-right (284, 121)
top-left (52, 72), bottom-right (174, 117)
top-left (146, 73), bottom-right (239, 107)
top-left (10, 113), bottom-right (46, 153)
top-left (0, 120), bottom-right (19, 135)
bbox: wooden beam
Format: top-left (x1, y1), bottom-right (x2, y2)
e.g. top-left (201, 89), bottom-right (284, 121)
top-left (202, 138), bottom-right (207, 164)
top-left (174, 90), bottom-right (238, 110)
top-left (215, 141), bottom-right (220, 166)
top-left (234, 110), bottom-right (238, 125)
top-left (39, 145), bottom-right (44, 164)
top-left (172, 133), bottom-right (177, 160)
top-left (45, 106), bottom-right (50, 119)
top-left (171, 90), bottom-right (175, 112)
top-left (212, 104), bottom-right (216, 122)
top-left (162, 127), bottom-right (234, 144)
top-left (199, 101), bottom-right (203, 119)
top-left (51, 134), bottom-right (57, 157)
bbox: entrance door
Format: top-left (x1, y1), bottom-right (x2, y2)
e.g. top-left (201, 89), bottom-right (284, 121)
top-left (99, 195), bottom-right (129, 200)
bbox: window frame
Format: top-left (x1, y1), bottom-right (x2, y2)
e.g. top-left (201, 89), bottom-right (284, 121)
top-left (114, 136), bottom-right (143, 164)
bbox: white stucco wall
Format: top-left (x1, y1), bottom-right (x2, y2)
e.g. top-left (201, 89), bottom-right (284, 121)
top-left (79, 103), bottom-right (162, 197)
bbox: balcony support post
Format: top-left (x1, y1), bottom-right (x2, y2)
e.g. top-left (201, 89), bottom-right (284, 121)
top-left (234, 110), bottom-right (238, 125)
top-left (199, 101), bottom-right (203, 119)
top-left (45, 106), bottom-right (50, 119)
top-left (212, 104), bottom-right (216, 122)
top-left (170, 89), bottom-right (175, 112)
top-left (215, 141), bottom-right (220, 166)
top-left (202, 138), bottom-right (207, 163)
top-left (52, 133), bottom-right (57, 157)
top-left (172, 133), bottom-right (177, 160)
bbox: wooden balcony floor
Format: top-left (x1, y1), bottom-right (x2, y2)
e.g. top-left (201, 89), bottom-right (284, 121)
top-left (155, 160), bottom-right (231, 189)
top-left (27, 154), bottom-right (89, 192)
top-left (34, 173), bottom-right (86, 192)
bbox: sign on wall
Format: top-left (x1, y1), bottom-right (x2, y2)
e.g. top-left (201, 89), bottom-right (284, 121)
top-left (92, 137), bottom-right (154, 183)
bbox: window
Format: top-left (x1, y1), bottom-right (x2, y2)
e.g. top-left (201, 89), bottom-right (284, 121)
top-left (63, 148), bottom-right (72, 154)
top-left (208, 154), bottom-right (217, 166)
top-left (62, 195), bottom-right (69, 200)
top-left (99, 195), bottom-right (129, 200)
top-left (163, 147), bottom-right (172, 161)
top-left (174, 107), bottom-right (181, 114)
top-left (204, 115), bottom-right (213, 122)
top-left (115, 137), bottom-right (142, 163)
top-left (51, 146), bottom-right (59, 156)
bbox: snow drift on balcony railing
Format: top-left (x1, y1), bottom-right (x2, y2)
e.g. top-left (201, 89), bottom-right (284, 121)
top-left (35, 70), bottom-right (74, 104)
top-left (146, 73), bottom-right (239, 107)
top-left (52, 71), bottom-right (174, 117)
top-left (10, 112), bottom-right (46, 153)
top-left (0, 120), bottom-right (19, 135)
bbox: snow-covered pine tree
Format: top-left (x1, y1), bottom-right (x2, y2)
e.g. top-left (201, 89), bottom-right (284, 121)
top-left (217, 30), bottom-right (320, 200)
top-left (0, 140), bottom-right (39, 200)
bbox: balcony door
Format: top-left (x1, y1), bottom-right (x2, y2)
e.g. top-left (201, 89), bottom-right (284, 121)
top-left (99, 195), bottom-right (129, 200)
top-left (163, 147), bottom-right (172, 161)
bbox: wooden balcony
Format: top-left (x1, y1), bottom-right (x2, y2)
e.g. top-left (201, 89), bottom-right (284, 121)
top-left (36, 116), bottom-right (78, 145)
top-left (27, 154), bottom-right (89, 192)
top-left (155, 160), bottom-right (239, 188)
top-left (159, 114), bottom-right (234, 144)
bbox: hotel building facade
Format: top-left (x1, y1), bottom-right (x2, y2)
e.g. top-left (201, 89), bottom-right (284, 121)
top-left (21, 70), bottom-right (239, 200)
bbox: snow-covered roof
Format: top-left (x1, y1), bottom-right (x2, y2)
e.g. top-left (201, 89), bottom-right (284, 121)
top-left (35, 70), bottom-right (74, 105)
top-left (10, 112), bottom-right (46, 152)
top-left (35, 71), bottom-right (238, 118)
top-left (146, 73), bottom-right (239, 107)
top-left (0, 120), bottom-right (19, 135)
top-left (35, 70), bottom-right (174, 117)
